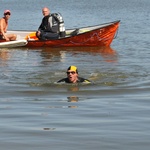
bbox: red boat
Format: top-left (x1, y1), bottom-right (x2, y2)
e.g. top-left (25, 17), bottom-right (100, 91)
top-left (0, 20), bottom-right (120, 48)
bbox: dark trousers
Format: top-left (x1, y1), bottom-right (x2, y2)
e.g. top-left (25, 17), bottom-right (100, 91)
top-left (36, 31), bottom-right (59, 40)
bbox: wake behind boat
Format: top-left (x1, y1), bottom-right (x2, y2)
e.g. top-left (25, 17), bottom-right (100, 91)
top-left (0, 20), bottom-right (120, 48)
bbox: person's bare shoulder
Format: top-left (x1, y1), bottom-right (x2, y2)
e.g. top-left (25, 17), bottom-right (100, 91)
top-left (0, 18), bottom-right (5, 24)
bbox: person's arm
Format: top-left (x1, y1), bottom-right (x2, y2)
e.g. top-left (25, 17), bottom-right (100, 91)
top-left (57, 78), bottom-right (66, 83)
top-left (0, 19), bottom-right (9, 41)
top-left (78, 77), bottom-right (91, 83)
top-left (38, 17), bottom-right (45, 31)
top-left (57, 78), bottom-right (69, 83)
top-left (36, 20), bottom-right (43, 39)
top-left (38, 23), bottom-right (43, 31)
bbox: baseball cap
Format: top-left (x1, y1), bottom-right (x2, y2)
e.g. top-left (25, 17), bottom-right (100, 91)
top-left (4, 10), bottom-right (11, 15)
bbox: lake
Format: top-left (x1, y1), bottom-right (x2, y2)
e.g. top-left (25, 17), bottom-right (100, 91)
top-left (0, 0), bottom-right (150, 150)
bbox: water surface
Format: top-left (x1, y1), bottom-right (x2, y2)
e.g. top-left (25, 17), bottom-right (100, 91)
top-left (0, 0), bottom-right (150, 150)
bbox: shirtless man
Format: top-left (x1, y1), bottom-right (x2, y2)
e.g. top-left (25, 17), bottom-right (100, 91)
top-left (0, 10), bottom-right (16, 41)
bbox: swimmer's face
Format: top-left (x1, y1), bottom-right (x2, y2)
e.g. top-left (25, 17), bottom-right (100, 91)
top-left (66, 70), bottom-right (78, 83)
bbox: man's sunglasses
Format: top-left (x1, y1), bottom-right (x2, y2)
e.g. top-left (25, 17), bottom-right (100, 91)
top-left (66, 71), bottom-right (76, 75)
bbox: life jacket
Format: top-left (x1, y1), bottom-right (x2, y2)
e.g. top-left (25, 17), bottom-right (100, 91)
top-left (50, 13), bottom-right (66, 38)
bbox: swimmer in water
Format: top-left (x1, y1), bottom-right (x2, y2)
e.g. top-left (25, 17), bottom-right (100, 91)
top-left (57, 65), bottom-right (91, 83)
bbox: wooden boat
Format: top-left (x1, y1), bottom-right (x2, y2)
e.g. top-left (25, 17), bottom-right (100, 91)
top-left (0, 20), bottom-right (120, 48)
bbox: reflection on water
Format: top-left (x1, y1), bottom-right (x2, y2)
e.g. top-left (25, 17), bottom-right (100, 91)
top-left (67, 96), bottom-right (79, 102)
top-left (28, 46), bottom-right (118, 63)
top-left (0, 46), bottom-right (117, 63)
top-left (0, 49), bottom-right (12, 66)
top-left (67, 96), bottom-right (79, 108)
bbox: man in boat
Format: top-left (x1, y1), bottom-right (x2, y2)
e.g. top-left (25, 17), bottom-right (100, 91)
top-left (0, 10), bottom-right (17, 41)
top-left (57, 66), bottom-right (91, 84)
top-left (36, 7), bottom-right (60, 40)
